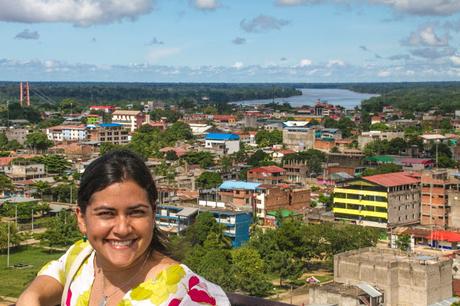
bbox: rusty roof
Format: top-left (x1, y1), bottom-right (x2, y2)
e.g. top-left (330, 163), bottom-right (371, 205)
top-left (363, 172), bottom-right (420, 187)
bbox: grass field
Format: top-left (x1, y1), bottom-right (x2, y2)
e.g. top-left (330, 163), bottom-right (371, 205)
top-left (0, 246), bottom-right (64, 298)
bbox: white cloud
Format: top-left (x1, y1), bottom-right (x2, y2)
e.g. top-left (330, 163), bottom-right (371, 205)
top-left (327, 59), bottom-right (345, 67)
top-left (450, 55), bottom-right (460, 66)
top-left (232, 62), bottom-right (244, 69)
top-left (146, 48), bottom-right (180, 63)
top-left (299, 58), bottom-right (312, 67)
top-left (191, 0), bottom-right (220, 10)
top-left (402, 26), bottom-right (448, 47)
top-left (0, 0), bottom-right (153, 26)
top-left (378, 70), bottom-right (391, 77)
top-left (371, 0), bottom-right (460, 16)
top-left (240, 15), bottom-right (290, 33)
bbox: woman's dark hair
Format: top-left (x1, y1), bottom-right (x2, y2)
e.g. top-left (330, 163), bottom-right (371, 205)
top-left (78, 149), bottom-right (157, 213)
top-left (78, 149), bottom-right (168, 253)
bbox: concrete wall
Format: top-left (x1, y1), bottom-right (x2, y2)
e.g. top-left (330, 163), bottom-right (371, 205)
top-left (387, 187), bottom-right (421, 227)
top-left (448, 190), bottom-right (460, 228)
top-left (282, 128), bottom-right (315, 151)
top-left (334, 248), bottom-right (453, 306)
top-left (308, 287), bottom-right (356, 306)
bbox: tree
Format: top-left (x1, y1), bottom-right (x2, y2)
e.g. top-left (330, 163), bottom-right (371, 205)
top-left (37, 154), bottom-right (71, 175)
top-left (0, 174), bottom-right (14, 194)
top-left (255, 130), bottom-right (282, 147)
top-left (0, 133), bottom-right (8, 150)
top-left (0, 222), bottom-right (23, 250)
top-left (184, 151), bottom-right (215, 168)
top-left (185, 212), bottom-right (223, 246)
top-left (231, 246), bottom-right (272, 296)
top-left (282, 149), bottom-right (326, 175)
top-left (100, 142), bottom-right (125, 155)
top-left (396, 234), bottom-right (411, 251)
top-left (41, 211), bottom-right (82, 248)
top-left (196, 172), bottom-right (223, 189)
top-left (388, 137), bottom-right (407, 155)
top-left (164, 121), bottom-right (193, 142)
top-left (362, 163), bottom-right (402, 176)
top-left (363, 139), bottom-right (390, 156)
top-left (25, 132), bottom-right (53, 153)
top-left (165, 150), bottom-right (178, 161)
top-left (369, 123), bottom-right (390, 131)
top-left (247, 150), bottom-right (275, 167)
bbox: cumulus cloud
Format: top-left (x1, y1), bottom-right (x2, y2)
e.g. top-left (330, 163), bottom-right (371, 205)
top-left (410, 47), bottom-right (456, 59)
top-left (240, 15), bottom-right (290, 33)
top-left (450, 55), bottom-right (460, 66)
top-left (371, 0), bottom-right (460, 16)
top-left (146, 48), bottom-right (180, 63)
top-left (327, 59), bottom-right (345, 67)
top-left (147, 37), bottom-right (164, 45)
top-left (377, 70), bottom-right (391, 77)
top-left (232, 62), bottom-right (244, 69)
top-left (232, 37), bottom-right (246, 45)
top-left (190, 0), bottom-right (220, 10)
top-left (15, 29), bottom-right (39, 40)
top-left (0, 0), bottom-right (153, 26)
top-left (401, 26), bottom-right (448, 47)
top-left (299, 59), bottom-right (313, 67)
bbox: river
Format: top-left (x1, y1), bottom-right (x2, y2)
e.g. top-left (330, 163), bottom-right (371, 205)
top-left (232, 88), bottom-right (379, 109)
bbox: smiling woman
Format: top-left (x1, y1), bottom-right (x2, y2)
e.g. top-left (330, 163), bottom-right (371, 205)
top-left (16, 150), bottom-right (230, 306)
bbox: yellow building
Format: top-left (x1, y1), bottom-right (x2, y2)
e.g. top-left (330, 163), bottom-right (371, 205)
top-left (333, 172), bottom-right (420, 228)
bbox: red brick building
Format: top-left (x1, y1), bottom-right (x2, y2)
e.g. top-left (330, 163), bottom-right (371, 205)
top-left (247, 165), bottom-right (286, 185)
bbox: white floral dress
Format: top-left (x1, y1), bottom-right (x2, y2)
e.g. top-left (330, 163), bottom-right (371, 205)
top-left (38, 240), bottom-right (230, 306)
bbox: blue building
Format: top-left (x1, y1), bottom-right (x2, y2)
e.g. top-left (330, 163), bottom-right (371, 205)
top-left (156, 205), bottom-right (199, 234)
top-left (211, 210), bottom-right (252, 247)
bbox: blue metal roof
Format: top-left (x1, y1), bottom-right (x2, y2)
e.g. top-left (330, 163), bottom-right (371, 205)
top-left (99, 123), bottom-right (123, 128)
top-left (219, 180), bottom-right (261, 190)
top-left (205, 133), bottom-right (240, 141)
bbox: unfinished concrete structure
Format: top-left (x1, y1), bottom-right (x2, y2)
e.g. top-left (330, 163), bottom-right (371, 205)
top-left (334, 247), bottom-right (453, 306)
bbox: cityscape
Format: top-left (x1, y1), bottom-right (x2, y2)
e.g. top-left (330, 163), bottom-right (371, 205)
top-left (3, 1), bottom-right (460, 306)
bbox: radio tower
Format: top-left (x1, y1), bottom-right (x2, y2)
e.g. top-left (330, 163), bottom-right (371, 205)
top-left (18, 81), bottom-right (31, 107)
top-left (19, 81), bottom-right (23, 107)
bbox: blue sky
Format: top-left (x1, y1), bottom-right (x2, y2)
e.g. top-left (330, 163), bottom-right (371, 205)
top-left (2, 0), bottom-right (460, 82)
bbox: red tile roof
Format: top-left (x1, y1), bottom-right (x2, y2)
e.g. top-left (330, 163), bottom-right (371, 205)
top-left (363, 172), bottom-right (420, 187)
top-left (427, 230), bottom-right (460, 243)
top-left (0, 157), bottom-right (13, 167)
top-left (249, 165), bottom-right (285, 174)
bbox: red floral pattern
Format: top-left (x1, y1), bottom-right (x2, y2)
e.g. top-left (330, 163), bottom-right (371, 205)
top-left (168, 275), bottom-right (217, 306)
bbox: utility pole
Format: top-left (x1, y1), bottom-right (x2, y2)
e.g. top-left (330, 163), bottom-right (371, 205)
top-left (7, 222), bottom-right (10, 268)
top-left (31, 208), bottom-right (34, 231)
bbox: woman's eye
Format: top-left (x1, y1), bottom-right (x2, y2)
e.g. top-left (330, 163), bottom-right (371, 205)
top-left (131, 210), bottom-right (146, 216)
top-left (97, 211), bottom-right (115, 217)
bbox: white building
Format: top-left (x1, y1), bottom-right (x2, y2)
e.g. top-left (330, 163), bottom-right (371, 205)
top-left (111, 110), bottom-right (150, 132)
top-left (46, 125), bottom-right (87, 142)
top-left (204, 133), bottom-right (240, 155)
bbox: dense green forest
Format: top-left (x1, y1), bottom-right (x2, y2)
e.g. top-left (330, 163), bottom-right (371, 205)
top-left (0, 82), bottom-right (301, 105)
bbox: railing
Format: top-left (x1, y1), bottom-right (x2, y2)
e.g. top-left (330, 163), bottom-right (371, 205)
top-left (226, 293), bottom-right (293, 306)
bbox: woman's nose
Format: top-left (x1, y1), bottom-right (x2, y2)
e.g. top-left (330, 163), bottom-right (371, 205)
top-left (113, 216), bottom-right (132, 236)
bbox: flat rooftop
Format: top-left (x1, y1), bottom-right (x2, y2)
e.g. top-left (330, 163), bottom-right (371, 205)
top-left (336, 247), bottom-right (450, 265)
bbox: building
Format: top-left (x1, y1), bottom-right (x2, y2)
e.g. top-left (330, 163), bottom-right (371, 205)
top-left (46, 125), bottom-right (87, 142)
top-left (282, 159), bottom-right (310, 186)
top-left (449, 190), bottom-right (460, 229)
top-left (247, 165), bottom-right (286, 185)
top-left (5, 128), bottom-right (29, 145)
top-left (155, 205), bottom-right (199, 234)
top-left (5, 163), bottom-right (45, 181)
top-left (333, 172), bottom-right (420, 228)
top-left (111, 110), bottom-right (150, 132)
top-left (357, 131), bottom-right (404, 149)
top-left (87, 123), bottom-right (130, 145)
top-left (89, 105), bottom-right (115, 113)
top-left (211, 210), bottom-right (252, 247)
top-left (86, 114), bottom-right (102, 125)
top-left (254, 185), bottom-right (310, 220)
top-left (334, 247), bottom-right (453, 306)
top-left (421, 170), bottom-right (460, 229)
top-left (282, 125), bottom-right (315, 151)
top-left (308, 282), bottom-right (383, 306)
top-left (204, 133), bottom-right (240, 155)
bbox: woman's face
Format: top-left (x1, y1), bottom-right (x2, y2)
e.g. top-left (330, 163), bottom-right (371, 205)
top-left (76, 180), bottom-right (154, 269)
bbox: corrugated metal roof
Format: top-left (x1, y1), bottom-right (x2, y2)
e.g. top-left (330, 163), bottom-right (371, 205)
top-left (205, 133), bottom-right (239, 140)
top-left (363, 172), bottom-right (420, 187)
top-left (249, 165), bottom-right (285, 173)
top-left (177, 207), bottom-right (199, 217)
top-left (356, 283), bottom-right (382, 298)
top-left (219, 180), bottom-right (260, 190)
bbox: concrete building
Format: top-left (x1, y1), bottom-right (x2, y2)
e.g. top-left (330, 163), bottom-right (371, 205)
top-left (5, 128), bottom-right (29, 145)
top-left (247, 165), bottom-right (286, 185)
top-left (46, 125), bottom-right (87, 142)
top-left (421, 170), bottom-right (460, 229)
top-left (211, 210), bottom-right (252, 247)
top-left (204, 133), bottom-right (240, 155)
top-left (448, 190), bottom-right (460, 229)
top-left (111, 110), bottom-right (150, 132)
top-left (309, 282), bottom-right (383, 306)
top-left (334, 247), bottom-right (453, 306)
top-left (282, 126), bottom-right (315, 151)
top-left (282, 159), bottom-right (310, 186)
top-left (357, 131), bottom-right (404, 149)
top-left (5, 163), bottom-right (45, 181)
top-left (333, 172), bottom-right (420, 228)
top-left (156, 205), bottom-right (199, 234)
top-left (87, 123), bottom-right (130, 145)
